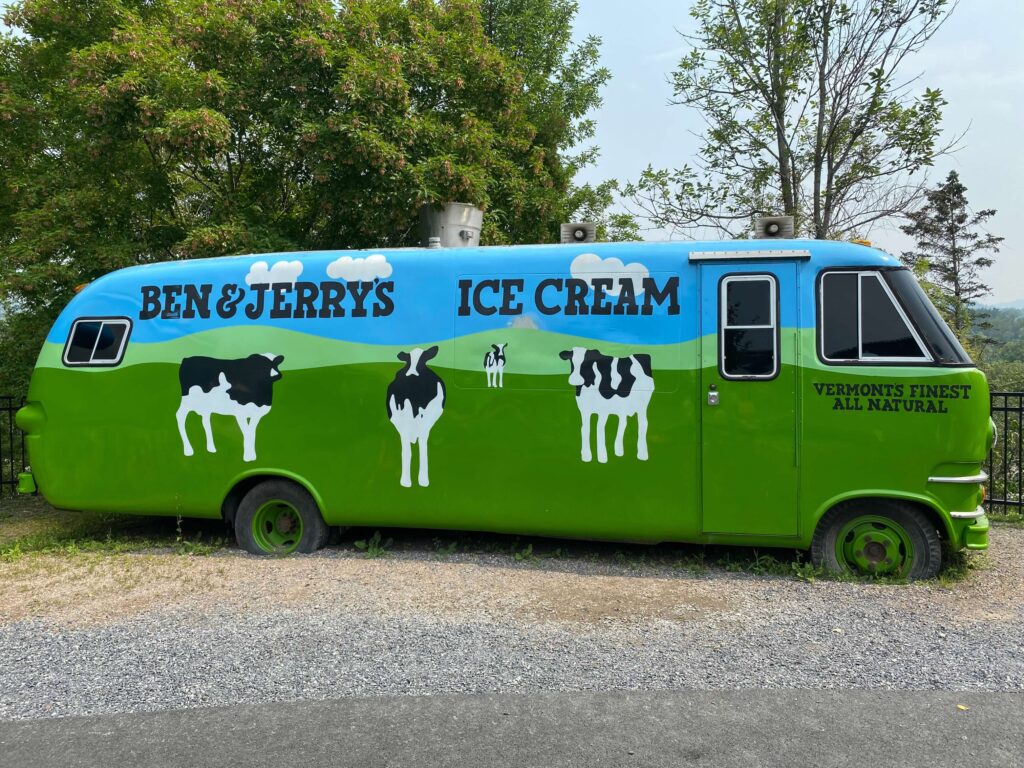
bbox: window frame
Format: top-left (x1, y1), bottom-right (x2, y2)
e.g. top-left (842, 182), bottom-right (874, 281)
top-left (61, 316), bottom-right (133, 368)
top-left (816, 268), bottom-right (933, 366)
top-left (718, 272), bottom-right (780, 381)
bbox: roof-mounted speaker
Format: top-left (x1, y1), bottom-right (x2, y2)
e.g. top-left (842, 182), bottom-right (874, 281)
top-left (561, 222), bottom-right (597, 244)
top-left (754, 216), bottom-right (795, 239)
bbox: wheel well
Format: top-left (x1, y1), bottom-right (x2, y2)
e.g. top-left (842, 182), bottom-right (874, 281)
top-left (221, 475), bottom-right (321, 528)
top-left (817, 496), bottom-right (950, 542)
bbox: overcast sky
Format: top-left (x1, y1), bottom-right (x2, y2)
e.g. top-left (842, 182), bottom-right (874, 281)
top-left (573, 0), bottom-right (1024, 303)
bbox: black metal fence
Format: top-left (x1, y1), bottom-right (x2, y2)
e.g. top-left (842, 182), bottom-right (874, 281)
top-left (988, 392), bottom-right (1023, 515)
top-left (1, 391), bottom-right (1024, 508)
top-left (1, 396), bottom-right (25, 496)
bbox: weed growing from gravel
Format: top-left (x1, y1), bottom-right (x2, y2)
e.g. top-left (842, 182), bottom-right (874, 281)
top-left (936, 545), bottom-right (989, 586)
top-left (614, 550), bottom-right (642, 570)
top-left (513, 543), bottom-right (536, 562)
top-left (746, 552), bottom-right (779, 576)
top-left (432, 538), bottom-right (459, 557)
top-left (173, 533), bottom-right (228, 556)
top-left (717, 554), bottom-right (745, 573)
top-left (1, 542), bottom-right (24, 563)
top-left (0, 503), bottom-right (227, 561)
top-left (789, 559), bottom-right (823, 583)
top-left (671, 552), bottom-right (707, 573)
top-left (354, 530), bottom-right (392, 558)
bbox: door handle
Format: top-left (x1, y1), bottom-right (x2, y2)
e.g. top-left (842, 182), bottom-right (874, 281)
top-left (707, 384), bottom-right (719, 406)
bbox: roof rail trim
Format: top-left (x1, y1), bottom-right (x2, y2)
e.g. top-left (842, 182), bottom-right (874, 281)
top-left (688, 249), bottom-right (813, 261)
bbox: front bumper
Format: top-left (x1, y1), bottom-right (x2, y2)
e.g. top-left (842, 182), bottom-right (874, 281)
top-left (962, 513), bottom-right (989, 550)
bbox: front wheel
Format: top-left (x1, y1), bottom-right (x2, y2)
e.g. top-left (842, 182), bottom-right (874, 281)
top-left (811, 500), bottom-right (942, 580)
top-left (235, 479), bottom-right (329, 555)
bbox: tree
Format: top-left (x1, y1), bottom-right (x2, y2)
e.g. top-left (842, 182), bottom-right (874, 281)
top-left (0, 0), bottom-right (616, 398)
top-left (477, 0), bottom-right (619, 244)
top-left (625, 0), bottom-right (955, 239)
top-left (900, 170), bottom-right (1003, 341)
top-left (566, 181), bottom-right (642, 242)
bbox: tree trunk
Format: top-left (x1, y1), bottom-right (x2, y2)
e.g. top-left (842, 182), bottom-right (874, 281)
top-left (770, 1), bottom-right (796, 226)
top-left (813, 1), bottom-right (832, 239)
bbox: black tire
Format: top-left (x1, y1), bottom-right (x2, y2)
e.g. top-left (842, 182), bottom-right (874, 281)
top-left (810, 499), bottom-right (942, 581)
top-left (234, 479), bottom-right (329, 556)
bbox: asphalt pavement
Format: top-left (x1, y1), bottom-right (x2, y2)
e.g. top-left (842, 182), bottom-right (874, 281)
top-left (0, 690), bottom-right (1021, 768)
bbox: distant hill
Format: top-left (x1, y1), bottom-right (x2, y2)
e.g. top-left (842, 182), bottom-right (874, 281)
top-left (975, 305), bottom-right (1024, 364)
top-left (987, 299), bottom-right (1024, 310)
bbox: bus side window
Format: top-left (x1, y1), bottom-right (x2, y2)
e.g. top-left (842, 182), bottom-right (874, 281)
top-left (820, 271), bottom-right (930, 364)
top-left (720, 275), bottom-right (778, 379)
top-left (62, 318), bottom-right (132, 367)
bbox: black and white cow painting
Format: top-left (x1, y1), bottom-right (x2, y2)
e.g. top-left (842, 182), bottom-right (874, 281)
top-left (386, 346), bottom-right (446, 488)
top-left (483, 343), bottom-right (507, 388)
top-left (176, 353), bottom-right (284, 463)
top-left (558, 347), bottom-right (654, 463)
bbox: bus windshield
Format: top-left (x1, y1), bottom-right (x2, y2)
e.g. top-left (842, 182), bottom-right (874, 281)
top-left (883, 269), bottom-right (972, 365)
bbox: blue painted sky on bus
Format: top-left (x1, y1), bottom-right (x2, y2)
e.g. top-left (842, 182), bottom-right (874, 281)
top-left (49, 241), bottom-right (898, 346)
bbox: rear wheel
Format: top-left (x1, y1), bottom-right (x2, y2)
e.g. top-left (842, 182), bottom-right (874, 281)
top-left (235, 480), bottom-right (329, 555)
top-left (811, 500), bottom-right (942, 580)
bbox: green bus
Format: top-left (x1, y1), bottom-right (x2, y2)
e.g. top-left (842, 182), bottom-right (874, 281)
top-left (16, 239), bottom-right (993, 578)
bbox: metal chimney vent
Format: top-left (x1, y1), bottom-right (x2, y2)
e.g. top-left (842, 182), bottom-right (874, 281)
top-left (419, 203), bottom-right (484, 248)
top-left (754, 216), bottom-right (795, 239)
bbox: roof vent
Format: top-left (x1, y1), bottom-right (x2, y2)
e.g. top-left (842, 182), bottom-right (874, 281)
top-left (754, 216), bottom-right (795, 239)
top-left (419, 203), bottom-right (483, 248)
top-left (561, 222), bottom-right (597, 244)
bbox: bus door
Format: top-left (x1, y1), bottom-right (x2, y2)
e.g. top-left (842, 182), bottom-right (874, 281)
top-left (699, 262), bottom-right (800, 537)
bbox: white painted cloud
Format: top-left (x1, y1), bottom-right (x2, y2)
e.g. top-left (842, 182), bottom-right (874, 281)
top-left (570, 252), bottom-right (648, 296)
top-left (326, 254), bottom-right (393, 282)
top-left (246, 259), bottom-right (303, 286)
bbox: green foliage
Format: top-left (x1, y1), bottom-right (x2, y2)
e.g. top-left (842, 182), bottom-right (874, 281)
top-left (512, 541), bottom-right (535, 562)
top-left (936, 545), bottom-right (987, 587)
top-left (671, 551), bottom-right (707, 573)
top-left (354, 530), bottom-right (392, 558)
top-left (978, 308), bottom-right (1024, 362)
top-left (568, 180), bottom-right (641, 242)
top-left (0, 302), bottom-right (50, 398)
top-left (626, 0), bottom-right (953, 239)
top-left (900, 171), bottom-right (1003, 343)
top-left (790, 559), bottom-right (819, 583)
top-left (478, 0), bottom-right (628, 245)
top-left (972, 308), bottom-right (1024, 388)
top-left (980, 359), bottom-right (1024, 395)
top-left (0, 498), bottom-right (227, 558)
top-left (432, 537), bottom-right (459, 556)
top-left (0, 0), bottom-right (619, 399)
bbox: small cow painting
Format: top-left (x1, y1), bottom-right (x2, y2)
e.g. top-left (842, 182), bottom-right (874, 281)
top-left (483, 343), bottom-right (507, 388)
top-left (176, 353), bottom-right (284, 463)
top-left (387, 346), bottom-right (446, 487)
top-left (559, 347), bottom-right (654, 463)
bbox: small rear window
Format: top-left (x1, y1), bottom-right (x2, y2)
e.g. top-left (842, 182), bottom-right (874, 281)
top-left (63, 318), bottom-right (132, 367)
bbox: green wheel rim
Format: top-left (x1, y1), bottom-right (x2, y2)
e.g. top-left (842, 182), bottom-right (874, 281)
top-left (251, 500), bottom-right (304, 554)
top-left (835, 515), bottom-right (913, 576)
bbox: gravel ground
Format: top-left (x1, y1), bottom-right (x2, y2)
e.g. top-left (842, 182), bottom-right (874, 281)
top-left (1, 526), bottom-right (1022, 721)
